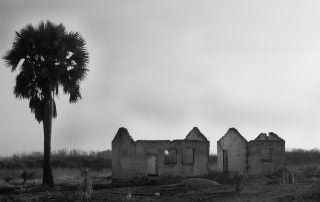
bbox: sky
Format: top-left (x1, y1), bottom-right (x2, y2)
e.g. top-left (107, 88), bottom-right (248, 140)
top-left (1, 0), bottom-right (320, 155)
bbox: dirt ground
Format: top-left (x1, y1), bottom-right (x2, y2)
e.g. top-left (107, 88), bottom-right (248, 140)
top-left (0, 179), bottom-right (319, 202)
top-left (92, 182), bottom-right (320, 202)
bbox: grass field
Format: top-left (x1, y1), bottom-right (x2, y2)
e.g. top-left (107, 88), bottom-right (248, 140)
top-left (0, 167), bottom-right (111, 187)
top-left (0, 170), bottom-right (319, 202)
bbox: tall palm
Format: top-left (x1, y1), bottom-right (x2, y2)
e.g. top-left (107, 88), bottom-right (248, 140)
top-left (3, 20), bottom-right (89, 186)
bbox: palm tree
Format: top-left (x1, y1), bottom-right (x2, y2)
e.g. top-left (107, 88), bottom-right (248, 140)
top-left (3, 20), bottom-right (89, 186)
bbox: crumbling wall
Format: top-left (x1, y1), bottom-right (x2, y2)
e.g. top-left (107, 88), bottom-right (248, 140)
top-left (185, 127), bottom-right (208, 141)
top-left (133, 140), bottom-right (209, 177)
top-left (216, 129), bottom-right (286, 175)
top-left (112, 128), bottom-right (209, 181)
top-left (217, 128), bottom-right (247, 173)
top-left (248, 140), bottom-right (285, 175)
top-left (112, 128), bottom-right (135, 181)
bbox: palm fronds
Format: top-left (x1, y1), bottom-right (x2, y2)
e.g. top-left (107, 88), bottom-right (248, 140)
top-left (3, 20), bottom-right (89, 122)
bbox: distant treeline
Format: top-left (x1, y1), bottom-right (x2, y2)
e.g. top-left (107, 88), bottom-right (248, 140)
top-left (0, 149), bottom-right (319, 170)
top-left (208, 149), bottom-right (320, 165)
top-left (0, 149), bottom-right (111, 170)
top-left (285, 148), bottom-right (320, 165)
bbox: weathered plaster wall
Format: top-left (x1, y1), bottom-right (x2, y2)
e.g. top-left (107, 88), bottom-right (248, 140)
top-left (133, 140), bottom-right (209, 177)
top-left (112, 128), bottom-right (135, 180)
top-left (217, 129), bottom-right (247, 173)
top-left (217, 129), bottom-right (286, 175)
top-left (248, 140), bottom-right (285, 175)
top-left (112, 127), bottom-right (209, 181)
top-left (185, 127), bottom-right (208, 142)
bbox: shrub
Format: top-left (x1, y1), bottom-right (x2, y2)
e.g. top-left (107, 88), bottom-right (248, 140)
top-left (285, 149), bottom-right (320, 165)
top-left (0, 149), bottom-right (112, 171)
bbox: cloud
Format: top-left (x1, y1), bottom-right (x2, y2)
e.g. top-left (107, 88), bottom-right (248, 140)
top-left (2, 0), bottom-right (320, 155)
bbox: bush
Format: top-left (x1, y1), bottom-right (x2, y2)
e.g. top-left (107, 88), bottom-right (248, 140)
top-left (285, 149), bottom-right (320, 165)
top-left (0, 149), bottom-right (112, 171)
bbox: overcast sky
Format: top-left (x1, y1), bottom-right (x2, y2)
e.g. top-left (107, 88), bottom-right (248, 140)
top-left (1, 0), bottom-right (320, 155)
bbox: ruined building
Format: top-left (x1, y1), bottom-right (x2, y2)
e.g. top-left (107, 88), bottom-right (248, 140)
top-left (112, 127), bottom-right (210, 181)
top-left (217, 128), bottom-right (248, 173)
top-left (248, 132), bottom-right (285, 174)
top-left (217, 128), bottom-right (285, 175)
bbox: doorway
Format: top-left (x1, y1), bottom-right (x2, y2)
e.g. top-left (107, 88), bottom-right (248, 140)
top-left (147, 155), bottom-right (158, 176)
top-left (223, 150), bottom-right (228, 173)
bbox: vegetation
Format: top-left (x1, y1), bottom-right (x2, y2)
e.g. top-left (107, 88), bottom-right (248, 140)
top-left (285, 148), bottom-right (320, 165)
top-left (1, 149), bottom-right (319, 172)
top-left (208, 149), bottom-right (320, 166)
top-left (0, 150), bottom-right (111, 171)
top-left (3, 20), bottom-right (89, 186)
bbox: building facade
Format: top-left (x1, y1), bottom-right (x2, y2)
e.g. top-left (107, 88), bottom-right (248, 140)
top-left (217, 128), bottom-right (248, 173)
top-left (217, 129), bottom-right (285, 175)
top-left (112, 127), bottom-right (210, 181)
top-left (248, 133), bottom-right (285, 175)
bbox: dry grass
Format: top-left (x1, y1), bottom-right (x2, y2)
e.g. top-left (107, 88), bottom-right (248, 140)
top-left (0, 168), bottom-right (111, 187)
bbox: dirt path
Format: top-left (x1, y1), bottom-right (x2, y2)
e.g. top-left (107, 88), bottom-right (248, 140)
top-left (1, 182), bottom-right (319, 201)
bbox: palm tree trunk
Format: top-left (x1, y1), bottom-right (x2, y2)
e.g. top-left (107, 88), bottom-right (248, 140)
top-left (42, 86), bottom-right (54, 186)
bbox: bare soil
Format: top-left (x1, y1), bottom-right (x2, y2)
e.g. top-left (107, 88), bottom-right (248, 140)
top-left (0, 179), bottom-right (319, 202)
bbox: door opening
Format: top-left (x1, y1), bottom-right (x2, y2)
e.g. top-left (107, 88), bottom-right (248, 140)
top-left (223, 150), bottom-right (228, 173)
top-left (147, 155), bottom-right (158, 176)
